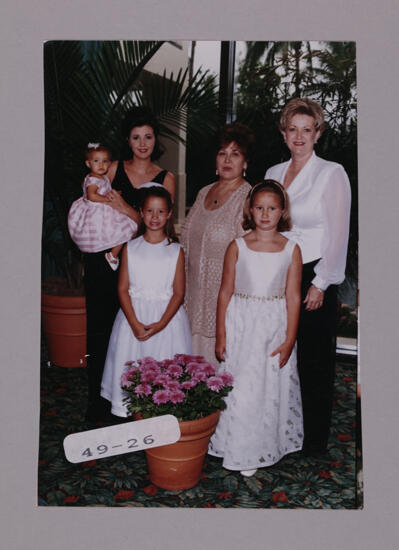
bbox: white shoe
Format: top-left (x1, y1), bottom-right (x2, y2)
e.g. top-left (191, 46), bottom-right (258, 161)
top-left (240, 469), bottom-right (257, 477)
top-left (105, 252), bottom-right (119, 271)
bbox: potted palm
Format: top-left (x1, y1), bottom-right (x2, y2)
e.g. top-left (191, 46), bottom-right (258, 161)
top-left (121, 354), bottom-right (234, 490)
top-left (42, 40), bottom-right (219, 367)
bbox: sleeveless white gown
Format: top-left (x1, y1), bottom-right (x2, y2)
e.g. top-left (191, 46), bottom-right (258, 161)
top-left (208, 237), bottom-right (303, 470)
top-left (101, 236), bottom-right (192, 417)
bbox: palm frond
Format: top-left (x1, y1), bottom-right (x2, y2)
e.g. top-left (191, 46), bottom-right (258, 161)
top-left (135, 67), bottom-right (219, 144)
top-left (61, 41), bottom-right (165, 149)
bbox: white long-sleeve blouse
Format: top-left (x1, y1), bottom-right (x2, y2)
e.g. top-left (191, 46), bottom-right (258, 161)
top-left (265, 152), bottom-right (351, 290)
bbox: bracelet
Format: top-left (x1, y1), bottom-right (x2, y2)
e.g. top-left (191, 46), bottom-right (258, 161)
top-left (313, 285), bottom-right (324, 294)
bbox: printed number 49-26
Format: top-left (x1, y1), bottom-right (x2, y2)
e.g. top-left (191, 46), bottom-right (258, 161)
top-left (81, 434), bottom-right (155, 458)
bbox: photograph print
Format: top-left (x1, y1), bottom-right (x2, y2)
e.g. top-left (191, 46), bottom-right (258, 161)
top-left (39, 40), bottom-right (359, 509)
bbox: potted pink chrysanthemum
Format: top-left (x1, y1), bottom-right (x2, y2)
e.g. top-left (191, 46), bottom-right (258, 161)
top-left (121, 354), bottom-right (234, 490)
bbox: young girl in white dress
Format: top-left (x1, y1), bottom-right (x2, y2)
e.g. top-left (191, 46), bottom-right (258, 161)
top-left (208, 180), bottom-right (303, 477)
top-left (101, 186), bottom-right (192, 417)
top-left (68, 143), bottom-right (137, 270)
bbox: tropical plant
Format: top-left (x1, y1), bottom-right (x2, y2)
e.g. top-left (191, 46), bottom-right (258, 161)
top-left (122, 354), bottom-right (234, 421)
top-left (308, 42), bottom-right (357, 141)
top-left (306, 42), bottom-right (358, 287)
top-left (42, 40), bottom-right (219, 289)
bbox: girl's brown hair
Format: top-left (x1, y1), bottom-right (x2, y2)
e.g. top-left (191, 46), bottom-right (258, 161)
top-left (135, 186), bottom-right (178, 244)
top-left (242, 179), bottom-right (292, 232)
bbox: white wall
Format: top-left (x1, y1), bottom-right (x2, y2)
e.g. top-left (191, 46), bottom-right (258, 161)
top-left (146, 41), bottom-right (190, 223)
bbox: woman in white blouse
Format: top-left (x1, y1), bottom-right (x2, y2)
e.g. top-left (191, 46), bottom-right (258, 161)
top-left (265, 97), bottom-right (351, 456)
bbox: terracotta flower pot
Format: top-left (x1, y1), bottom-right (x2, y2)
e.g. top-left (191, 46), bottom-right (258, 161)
top-left (41, 294), bottom-right (87, 367)
top-left (144, 411), bottom-right (220, 490)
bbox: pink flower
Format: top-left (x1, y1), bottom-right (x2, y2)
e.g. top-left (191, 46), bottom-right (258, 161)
top-left (199, 362), bottom-right (216, 376)
top-left (166, 364), bottom-right (183, 378)
top-left (134, 383), bottom-right (152, 397)
top-left (166, 380), bottom-right (181, 391)
top-left (193, 370), bottom-right (208, 382)
top-left (140, 370), bottom-right (157, 383)
top-left (121, 372), bottom-right (134, 387)
top-left (181, 380), bottom-right (196, 390)
top-left (159, 359), bottom-right (175, 367)
top-left (153, 374), bottom-right (172, 387)
top-left (141, 362), bottom-right (161, 373)
top-left (219, 371), bottom-right (234, 386)
top-left (153, 389), bottom-right (171, 405)
top-left (126, 364), bottom-right (140, 374)
top-left (140, 356), bottom-right (157, 365)
top-left (169, 389), bottom-right (185, 404)
top-left (140, 363), bottom-right (160, 382)
top-left (206, 376), bottom-right (224, 392)
top-left (186, 362), bottom-right (202, 375)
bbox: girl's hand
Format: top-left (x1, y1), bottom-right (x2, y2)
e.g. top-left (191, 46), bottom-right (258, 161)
top-left (304, 285), bottom-right (324, 311)
top-left (270, 340), bottom-right (294, 368)
top-left (142, 321), bottom-right (165, 340)
top-left (131, 322), bottom-right (151, 341)
top-left (215, 335), bottom-right (226, 362)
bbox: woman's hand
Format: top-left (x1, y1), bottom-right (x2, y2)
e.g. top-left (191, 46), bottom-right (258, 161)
top-left (106, 189), bottom-right (140, 223)
top-left (215, 334), bottom-right (226, 362)
top-left (105, 189), bottom-right (126, 210)
top-left (304, 285), bottom-right (324, 311)
top-left (270, 340), bottom-right (294, 368)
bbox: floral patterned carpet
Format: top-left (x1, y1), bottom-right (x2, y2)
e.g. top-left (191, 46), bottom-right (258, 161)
top-left (38, 344), bottom-right (361, 509)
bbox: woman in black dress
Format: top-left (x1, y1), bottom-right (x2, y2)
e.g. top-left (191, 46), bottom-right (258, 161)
top-left (85, 107), bottom-right (175, 423)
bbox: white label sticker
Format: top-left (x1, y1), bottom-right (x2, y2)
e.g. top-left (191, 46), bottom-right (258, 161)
top-left (63, 415), bottom-right (180, 463)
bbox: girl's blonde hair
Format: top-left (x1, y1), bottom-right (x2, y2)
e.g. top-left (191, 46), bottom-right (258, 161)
top-left (242, 180), bottom-right (292, 232)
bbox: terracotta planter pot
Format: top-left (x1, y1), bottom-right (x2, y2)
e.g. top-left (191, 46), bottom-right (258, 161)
top-left (144, 411), bottom-right (220, 490)
top-left (41, 294), bottom-right (87, 367)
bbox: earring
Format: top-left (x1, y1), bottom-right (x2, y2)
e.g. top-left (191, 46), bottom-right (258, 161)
top-left (216, 169), bottom-right (219, 175)
top-left (243, 168), bottom-right (247, 177)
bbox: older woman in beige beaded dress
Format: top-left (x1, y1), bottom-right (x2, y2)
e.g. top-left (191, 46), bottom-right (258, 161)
top-left (181, 123), bottom-right (254, 365)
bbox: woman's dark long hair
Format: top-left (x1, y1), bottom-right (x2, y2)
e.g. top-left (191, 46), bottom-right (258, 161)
top-left (120, 106), bottom-right (164, 161)
top-left (135, 186), bottom-right (178, 244)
